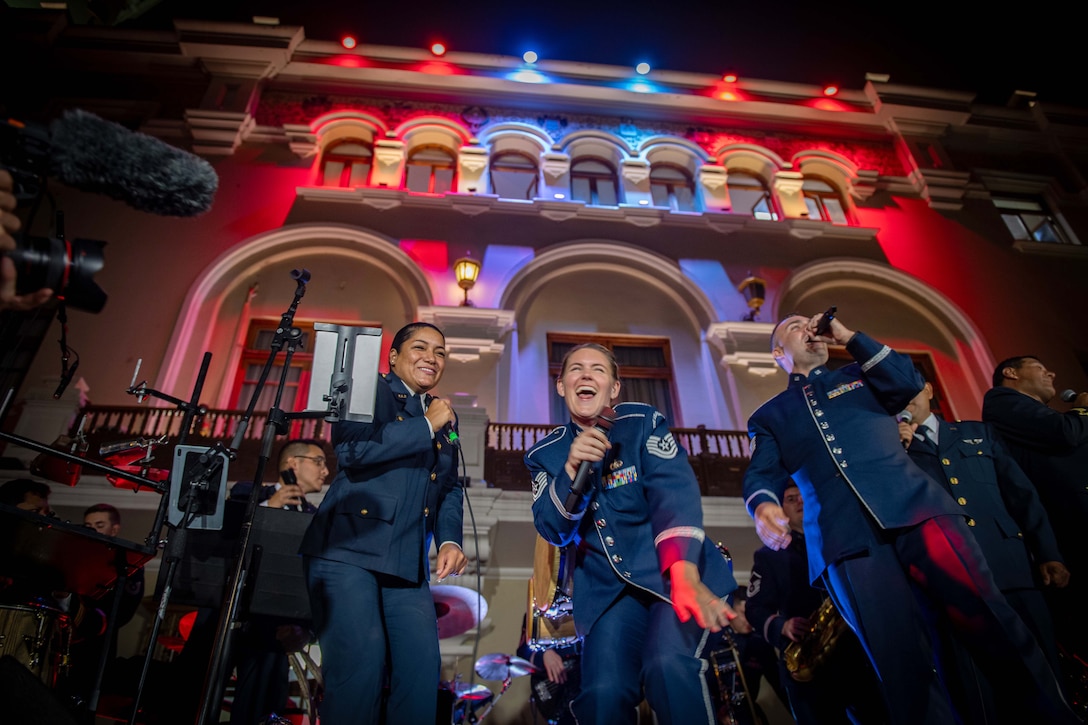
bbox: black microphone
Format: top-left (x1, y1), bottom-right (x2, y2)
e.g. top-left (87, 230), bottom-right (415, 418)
top-left (895, 409), bottom-right (913, 449)
top-left (564, 407), bottom-right (616, 513)
top-left (814, 305), bottom-right (837, 337)
top-left (53, 359), bottom-right (78, 399)
top-left (1060, 389), bottom-right (1078, 403)
top-left (4, 109), bottom-right (218, 217)
top-left (443, 423), bottom-right (460, 447)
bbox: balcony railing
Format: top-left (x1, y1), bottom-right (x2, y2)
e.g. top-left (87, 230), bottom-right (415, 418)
top-left (68, 406), bottom-right (751, 495)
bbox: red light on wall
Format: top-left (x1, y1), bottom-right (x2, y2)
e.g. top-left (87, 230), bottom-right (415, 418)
top-left (723, 73), bottom-right (738, 83)
top-left (823, 84), bottom-right (839, 96)
top-left (719, 91), bottom-right (737, 101)
top-left (341, 36), bottom-right (357, 50)
top-left (431, 42), bottom-right (447, 56)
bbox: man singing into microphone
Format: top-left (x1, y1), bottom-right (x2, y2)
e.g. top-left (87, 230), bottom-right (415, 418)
top-left (527, 343), bottom-right (736, 725)
top-left (743, 312), bottom-right (1077, 724)
top-left (983, 355), bottom-right (1088, 664)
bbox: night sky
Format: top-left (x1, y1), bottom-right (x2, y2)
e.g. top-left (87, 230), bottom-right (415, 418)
top-left (117, 0), bottom-right (1084, 108)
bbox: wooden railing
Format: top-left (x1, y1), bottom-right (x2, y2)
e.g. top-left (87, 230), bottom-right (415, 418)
top-left (73, 405), bottom-right (334, 483)
top-left (70, 407), bottom-right (752, 495)
top-left (484, 423), bottom-right (751, 496)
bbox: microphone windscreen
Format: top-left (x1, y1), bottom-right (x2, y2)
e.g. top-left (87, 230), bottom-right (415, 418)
top-left (1060, 389), bottom-right (1077, 403)
top-left (48, 109), bottom-right (218, 217)
top-left (896, 410), bottom-right (913, 424)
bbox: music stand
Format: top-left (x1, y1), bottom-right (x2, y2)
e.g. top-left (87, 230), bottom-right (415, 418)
top-left (305, 322), bottom-right (383, 423)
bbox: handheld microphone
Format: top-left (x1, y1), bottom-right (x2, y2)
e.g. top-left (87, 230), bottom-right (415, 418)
top-left (3, 109), bottom-right (218, 217)
top-left (564, 407), bottom-right (617, 513)
top-left (1059, 389), bottom-right (1078, 403)
top-left (814, 306), bottom-right (838, 337)
top-left (895, 409), bottom-right (913, 449)
top-left (443, 423), bottom-right (460, 447)
top-left (53, 359), bottom-right (78, 399)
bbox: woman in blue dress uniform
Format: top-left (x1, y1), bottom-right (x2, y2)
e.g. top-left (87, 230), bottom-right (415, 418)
top-left (527, 343), bottom-right (736, 725)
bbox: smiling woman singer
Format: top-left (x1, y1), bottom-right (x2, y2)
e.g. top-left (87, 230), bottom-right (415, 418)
top-left (300, 321), bottom-right (468, 724)
top-left (527, 342), bottom-right (737, 725)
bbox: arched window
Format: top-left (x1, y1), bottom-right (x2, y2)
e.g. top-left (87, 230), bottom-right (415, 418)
top-left (650, 164), bottom-right (696, 211)
top-left (489, 151), bottom-right (539, 200)
top-left (406, 145), bottom-right (457, 194)
top-left (802, 177), bottom-right (849, 224)
top-left (321, 138), bottom-right (373, 187)
top-left (727, 171), bottom-right (778, 220)
top-left (570, 158), bottom-right (621, 206)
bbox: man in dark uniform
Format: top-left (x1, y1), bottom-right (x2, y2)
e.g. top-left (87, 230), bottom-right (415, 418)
top-left (528, 343), bottom-right (736, 725)
top-left (227, 439), bottom-right (328, 725)
top-left (743, 311), bottom-right (1077, 725)
top-left (901, 378), bottom-right (1069, 721)
top-left (982, 355), bottom-right (1088, 662)
top-left (745, 484), bottom-right (884, 725)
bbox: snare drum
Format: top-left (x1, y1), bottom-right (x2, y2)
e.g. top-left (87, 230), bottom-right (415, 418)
top-left (0, 602), bottom-right (71, 687)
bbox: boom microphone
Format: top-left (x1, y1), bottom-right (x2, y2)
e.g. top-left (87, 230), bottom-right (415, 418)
top-left (1060, 389), bottom-right (1078, 403)
top-left (4, 109), bottom-right (218, 217)
top-left (564, 407), bottom-right (616, 513)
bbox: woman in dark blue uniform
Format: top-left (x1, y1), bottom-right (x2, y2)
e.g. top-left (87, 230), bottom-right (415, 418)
top-left (527, 343), bottom-right (736, 725)
top-left (301, 322), bottom-right (467, 724)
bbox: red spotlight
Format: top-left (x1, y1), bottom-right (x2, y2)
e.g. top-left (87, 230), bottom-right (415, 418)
top-left (341, 36), bottom-right (357, 50)
top-left (431, 42), bottom-right (447, 56)
top-left (723, 73), bottom-right (738, 83)
top-left (823, 84), bottom-right (839, 96)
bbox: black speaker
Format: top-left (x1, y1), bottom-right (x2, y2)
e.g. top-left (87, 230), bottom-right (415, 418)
top-left (0, 655), bottom-right (79, 725)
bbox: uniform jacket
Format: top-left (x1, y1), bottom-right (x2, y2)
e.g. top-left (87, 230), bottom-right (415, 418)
top-left (745, 532), bottom-right (824, 649)
top-left (299, 371), bottom-right (463, 584)
top-left (527, 401), bottom-right (736, 637)
top-left (906, 416), bottom-right (1063, 592)
top-left (743, 332), bottom-right (963, 583)
top-left (982, 387), bottom-right (1088, 560)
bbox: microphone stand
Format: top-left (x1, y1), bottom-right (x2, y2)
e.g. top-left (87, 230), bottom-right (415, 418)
top-left (127, 351), bottom-right (219, 725)
top-left (195, 269), bottom-right (328, 725)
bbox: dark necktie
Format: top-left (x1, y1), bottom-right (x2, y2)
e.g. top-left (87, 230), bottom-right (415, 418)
top-left (913, 424), bottom-right (937, 455)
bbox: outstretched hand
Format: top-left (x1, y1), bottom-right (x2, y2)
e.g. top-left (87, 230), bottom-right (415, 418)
top-left (669, 560), bottom-right (736, 632)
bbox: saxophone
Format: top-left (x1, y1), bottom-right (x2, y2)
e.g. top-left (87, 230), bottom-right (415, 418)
top-left (782, 596), bottom-right (850, 682)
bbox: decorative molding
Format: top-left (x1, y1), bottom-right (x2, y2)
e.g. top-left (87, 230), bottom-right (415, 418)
top-left (705, 321), bottom-right (780, 375)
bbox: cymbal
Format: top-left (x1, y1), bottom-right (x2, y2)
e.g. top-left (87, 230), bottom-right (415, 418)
top-left (474, 653), bottom-right (537, 681)
top-left (432, 584), bottom-right (488, 640)
top-left (452, 682), bottom-right (492, 702)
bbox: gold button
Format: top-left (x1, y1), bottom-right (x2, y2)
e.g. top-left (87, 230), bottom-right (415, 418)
top-left (424, 507), bottom-right (430, 516)
top-left (957, 497), bottom-right (967, 505)
top-left (977, 451), bottom-right (983, 456)
top-left (397, 416), bottom-right (404, 421)
top-left (430, 472), bottom-right (437, 480)
top-left (967, 518), bottom-right (976, 526)
top-left (949, 477), bottom-right (959, 485)
top-left (941, 458), bottom-right (951, 466)
top-left (1017, 532), bottom-right (1023, 538)
top-left (436, 442), bottom-right (443, 450)
top-left (360, 509), bottom-right (369, 515)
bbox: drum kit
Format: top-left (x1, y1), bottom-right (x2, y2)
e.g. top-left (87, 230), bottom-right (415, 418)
top-left (0, 429), bottom-right (166, 699)
top-left (431, 582), bottom-right (542, 724)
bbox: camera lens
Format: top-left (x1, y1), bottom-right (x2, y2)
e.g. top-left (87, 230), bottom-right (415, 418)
top-left (6, 236), bottom-right (107, 312)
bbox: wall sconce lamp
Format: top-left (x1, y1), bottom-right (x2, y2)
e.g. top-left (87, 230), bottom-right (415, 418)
top-left (454, 256), bottom-right (481, 306)
top-left (738, 272), bottom-right (766, 321)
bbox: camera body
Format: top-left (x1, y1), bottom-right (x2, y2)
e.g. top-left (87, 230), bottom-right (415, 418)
top-left (2, 118), bottom-right (108, 313)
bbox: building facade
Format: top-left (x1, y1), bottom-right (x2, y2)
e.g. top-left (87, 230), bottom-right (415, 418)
top-left (2, 11), bottom-right (1087, 723)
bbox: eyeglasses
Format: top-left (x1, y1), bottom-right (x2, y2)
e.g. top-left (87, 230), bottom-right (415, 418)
top-left (294, 454), bottom-right (327, 467)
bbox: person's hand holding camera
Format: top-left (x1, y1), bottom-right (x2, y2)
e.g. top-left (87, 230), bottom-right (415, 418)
top-left (1, 169), bottom-right (53, 311)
